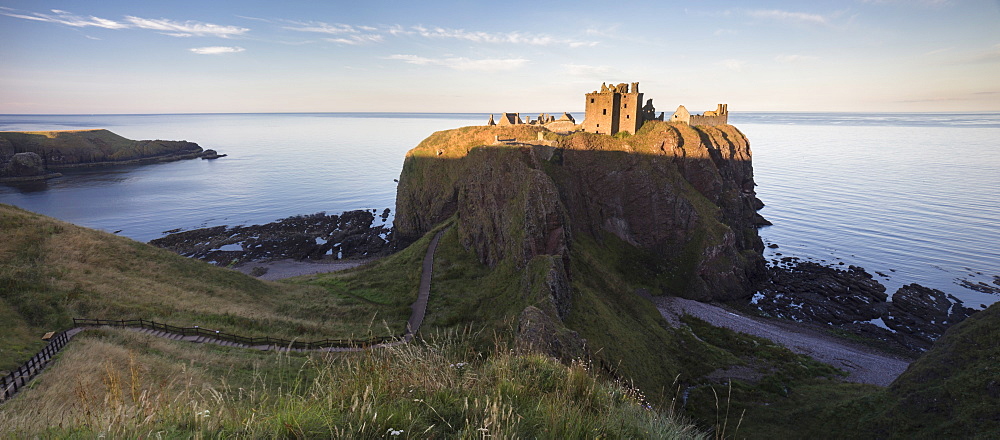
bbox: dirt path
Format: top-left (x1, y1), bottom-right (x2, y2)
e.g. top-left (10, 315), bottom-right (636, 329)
top-left (404, 228), bottom-right (445, 341)
top-left (654, 296), bottom-right (912, 387)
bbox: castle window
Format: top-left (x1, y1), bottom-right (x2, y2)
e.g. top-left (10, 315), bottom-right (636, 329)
top-left (626, 115), bottom-right (630, 119)
top-left (590, 98), bottom-right (595, 103)
top-left (624, 103), bottom-right (627, 108)
top-left (602, 109), bottom-right (607, 115)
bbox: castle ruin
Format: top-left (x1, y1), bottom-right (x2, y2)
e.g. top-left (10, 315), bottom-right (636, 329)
top-left (582, 82), bottom-right (663, 135)
top-left (487, 82), bottom-right (728, 135)
top-left (487, 111), bottom-right (577, 133)
top-left (580, 82), bottom-right (727, 134)
top-left (670, 103), bottom-right (728, 126)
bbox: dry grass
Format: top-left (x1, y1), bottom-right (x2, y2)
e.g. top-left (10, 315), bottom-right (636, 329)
top-left (0, 328), bottom-right (707, 439)
top-left (0, 204), bottom-right (418, 372)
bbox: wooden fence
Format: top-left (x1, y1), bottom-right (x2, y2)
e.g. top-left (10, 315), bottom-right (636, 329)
top-left (1, 318), bottom-right (400, 403)
top-left (71, 318), bottom-right (397, 350)
top-left (1, 330), bottom-right (71, 402)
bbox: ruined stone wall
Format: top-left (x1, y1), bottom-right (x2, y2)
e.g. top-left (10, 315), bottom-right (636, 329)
top-left (689, 114), bottom-right (728, 126)
top-left (583, 92), bottom-right (620, 135)
top-left (671, 104), bottom-right (729, 126)
top-left (498, 113), bottom-right (523, 126)
top-left (617, 92), bottom-right (643, 134)
top-left (544, 120), bottom-right (578, 133)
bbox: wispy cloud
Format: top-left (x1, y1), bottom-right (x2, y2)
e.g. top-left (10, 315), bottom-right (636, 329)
top-left (386, 54), bottom-right (528, 71)
top-left (189, 46), bottom-right (245, 55)
top-left (125, 16), bottom-right (248, 38)
top-left (284, 21), bottom-right (363, 35)
top-left (775, 54), bottom-right (818, 63)
top-left (0, 7), bottom-right (247, 38)
top-left (584, 25), bottom-right (621, 38)
top-left (747, 9), bottom-right (829, 25)
top-left (861, 0), bottom-right (953, 7)
top-left (922, 47), bottom-right (953, 56)
top-left (324, 35), bottom-right (384, 45)
top-left (719, 59), bottom-right (745, 72)
top-left (286, 20), bottom-right (596, 47)
top-left (1, 8), bottom-right (128, 29)
top-left (409, 25), bottom-right (596, 47)
top-left (965, 43), bottom-right (1000, 63)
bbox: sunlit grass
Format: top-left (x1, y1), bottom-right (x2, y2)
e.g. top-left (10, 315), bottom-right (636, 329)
top-left (0, 328), bottom-right (707, 439)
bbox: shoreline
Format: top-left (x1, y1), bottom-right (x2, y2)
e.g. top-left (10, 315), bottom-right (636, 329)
top-left (47, 150), bottom-right (212, 169)
top-left (233, 257), bottom-right (376, 280)
top-left (0, 172), bottom-right (62, 183)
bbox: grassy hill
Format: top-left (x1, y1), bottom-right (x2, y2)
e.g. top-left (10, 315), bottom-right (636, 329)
top-left (0, 204), bottom-right (710, 438)
top-left (0, 129), bottom-right (204, 168)
top-left (0, 203), bottom-right (420, 374)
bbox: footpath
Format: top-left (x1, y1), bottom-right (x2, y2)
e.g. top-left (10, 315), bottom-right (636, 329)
top-left (1, 228), bottom-right (447, 403)
top-left (654, 296), bottom-right (911, 387)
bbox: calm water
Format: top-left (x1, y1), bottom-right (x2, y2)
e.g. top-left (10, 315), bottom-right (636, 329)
top-left (1, 112), bottom-right (998, 307)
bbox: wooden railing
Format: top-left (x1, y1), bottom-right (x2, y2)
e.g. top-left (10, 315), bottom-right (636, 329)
top-left (71, 318), bottom-right (398, 350)
top-left (1, 318), bottom-right (400, 403)
top-left (1, 330), bottom-right (71, 402)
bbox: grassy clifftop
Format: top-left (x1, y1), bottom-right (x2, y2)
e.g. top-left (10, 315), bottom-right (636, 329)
top-left (0, 129), bottom-right (204, 172)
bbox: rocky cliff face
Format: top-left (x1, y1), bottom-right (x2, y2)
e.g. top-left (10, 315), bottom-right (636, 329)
top-left (394, 121), bottom-right (765, 304)
top-left (0, 152), bottom-right (49, 180)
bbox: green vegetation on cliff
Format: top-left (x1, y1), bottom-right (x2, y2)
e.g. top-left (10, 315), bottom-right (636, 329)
top-left (0, 129), bottom-right (207, 180)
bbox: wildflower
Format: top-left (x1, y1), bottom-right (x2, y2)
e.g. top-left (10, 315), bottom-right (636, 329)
top-left (387, 428), bottom-right (404, 436)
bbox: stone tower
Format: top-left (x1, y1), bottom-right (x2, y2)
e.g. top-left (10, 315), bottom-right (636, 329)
top-left (583, 82), bottom-right (643, 135)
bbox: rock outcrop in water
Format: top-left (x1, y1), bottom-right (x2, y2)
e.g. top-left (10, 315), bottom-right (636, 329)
top-left (0, 152), bottom-right (61, 181)
top-left (754, 260), bottom-right (977, 352)
top-left (0, 129), bottom-right (219, 181)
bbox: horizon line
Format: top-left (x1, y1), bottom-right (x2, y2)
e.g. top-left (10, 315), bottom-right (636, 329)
top-left (3, 110), bottom-right (1000, 117)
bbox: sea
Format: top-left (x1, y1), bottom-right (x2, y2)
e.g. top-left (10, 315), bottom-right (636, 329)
top-left (1, 112), bottom-right (998, 308)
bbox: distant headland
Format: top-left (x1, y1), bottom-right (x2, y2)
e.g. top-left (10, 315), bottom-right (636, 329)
top-left (0, 129), bottom-right (224, 182)
top-left (487, 81), bottom-right (729, 135)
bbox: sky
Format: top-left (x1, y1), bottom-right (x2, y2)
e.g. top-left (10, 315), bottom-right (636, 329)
top-left (1, 0), bottom-right (998, 114)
